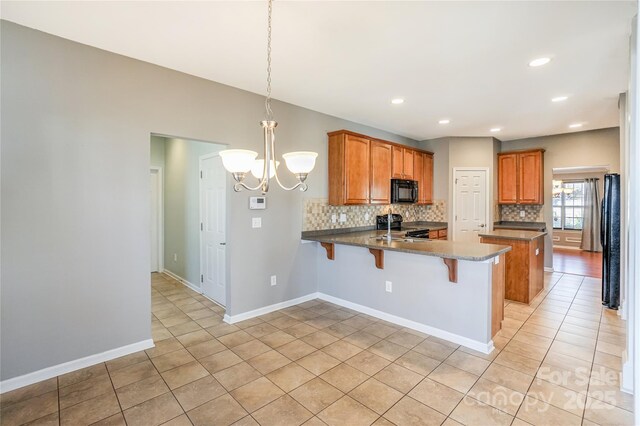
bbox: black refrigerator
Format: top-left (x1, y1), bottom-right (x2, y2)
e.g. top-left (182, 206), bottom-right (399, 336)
top-left (601, 173), bottom-right (621, 310)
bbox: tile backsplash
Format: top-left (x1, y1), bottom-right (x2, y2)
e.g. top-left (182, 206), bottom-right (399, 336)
top-left (303, 199), bottom-right (447, 231)
top-left (499, 204), bottom-right (544, 222)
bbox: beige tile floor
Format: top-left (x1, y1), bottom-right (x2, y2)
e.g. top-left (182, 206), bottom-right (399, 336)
top-left (1, 272), bottom-right (634, 426)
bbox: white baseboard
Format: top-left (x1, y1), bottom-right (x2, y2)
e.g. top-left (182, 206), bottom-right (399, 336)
top-left (317, 293), bottom-right (494, 354)
top-left (224, 293), bottom-right (320, 324)
top-left (0, 339), bottom-right (154, 394)
top-left (222, 291), bottom-right (493, 354)
top-left (544, 267), bottom-right (555, 272)
top-left (162, 269), bottom-right (202, 294)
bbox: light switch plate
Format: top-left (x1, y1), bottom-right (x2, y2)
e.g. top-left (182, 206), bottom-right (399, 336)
top-left (536, 248), bottom-right (540, 256)
top-left (385, 281), bottom-right (392, 293)
top-left (494, 256), bottom-right (500, 264)
top-left (520, 210), bottom-right (526, 218)
top-left (252, 217), bottom-right (262, 228)
top-left (339, 213), bottom-right (347, 223)
top-left (331, 214), bottom-right (337, 223)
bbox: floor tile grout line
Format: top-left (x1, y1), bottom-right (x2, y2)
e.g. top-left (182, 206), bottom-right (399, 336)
top-left (518, 274), bottom-right (588, 421)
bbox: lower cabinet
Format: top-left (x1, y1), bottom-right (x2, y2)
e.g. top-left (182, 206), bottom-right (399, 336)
top-left (428, 229), bottom-right (448, 240)
top-left (479, 235), bottom-right (544, 304)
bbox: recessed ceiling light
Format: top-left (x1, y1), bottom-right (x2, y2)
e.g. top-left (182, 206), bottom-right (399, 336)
top-left (391, 98), bottom-right (404, 105)
top-left (569, 123), bottom-right (583, 129)
top-left (438, 119), bottom-right (450, 124)
top-left (490, 127), bottom-right (502, 133)
top-left (552, 96), bottom-right (568, 102)
top-left (529, 57), bottom-right (551, 67)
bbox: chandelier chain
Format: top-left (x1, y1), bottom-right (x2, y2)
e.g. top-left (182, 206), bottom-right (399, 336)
top-left (265, 0), bottom-right (273, 120)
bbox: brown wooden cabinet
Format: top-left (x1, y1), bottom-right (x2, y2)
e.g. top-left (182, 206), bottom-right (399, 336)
top-left (479, 234), bottom-right (545, 304)
top-left (328, 132), bottom-right (370, 205)
top-left (392, 146), bottom-right (414, 179)
top-left (498, 149), bottom-right (544, 204)
top-left (413, 151), bottom-right (434, 205)
top-left (328, 130), bottom-right (434, 206)
top-left (369, 141), bottom-right (392, 204)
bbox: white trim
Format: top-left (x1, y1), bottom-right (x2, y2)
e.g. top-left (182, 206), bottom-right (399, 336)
top-left (223, 291), bottom-right (494, 354)
top-left (162, 270), bottom-right (202, 294)
top-left (224, 293), bottom-right (320, 324)
top-left (317, 293), bottom-right (494, 354)
top-left (552, 165), bottom-right (610, 174)
top-left (150, 166), bottom-right (164, 273)
top-left (544, 267), bottom-right (555, 272)
top-left (199, 152), bottom-right (227, 307)
top-left (0, 339), bottom-right (154, 394)
top-left (451, 167), bottom-right (491, 242)
top-left (552, 245), bottom-right (581, 250)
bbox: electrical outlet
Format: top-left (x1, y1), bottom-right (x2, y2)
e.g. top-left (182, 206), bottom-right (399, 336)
top-left (252, 217), bottom-right (262, 228)
top-left (271, 275), bottom-right (277, 286)
top-left (331, 214), bottom-right (337, 223)
top-left (494, 256), bottom-right (500, 264)
top-left (173, 253), bottom-right (177, 262)
top-left (339, 213), bottom-right (347, 223)
top-left (385, 281), bottom-right (392, 293)
top-left (519, 210), bottom-right (526, 218)
top-left (365, 213), bottom-right (370, 221)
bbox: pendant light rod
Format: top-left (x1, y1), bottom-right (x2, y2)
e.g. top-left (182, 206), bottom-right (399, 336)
top-left (219, 0), bottom-right (318, 193)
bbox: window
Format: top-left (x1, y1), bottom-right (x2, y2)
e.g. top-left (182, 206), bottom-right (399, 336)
top-left (552, 180), bottom-right (585, 230)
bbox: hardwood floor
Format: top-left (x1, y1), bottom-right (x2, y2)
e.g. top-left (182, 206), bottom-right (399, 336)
top-left (553, 247), bottom-right (603, 278)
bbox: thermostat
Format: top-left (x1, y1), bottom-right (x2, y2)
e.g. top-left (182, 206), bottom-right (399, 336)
top-left (249, 196), bottom-right (266, 210)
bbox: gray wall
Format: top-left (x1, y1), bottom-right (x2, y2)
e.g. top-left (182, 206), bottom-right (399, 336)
top-left (162, 137), bottom-right (223, 287)
top-left (502, 127), bottom-right (620, 267)
top-left (317, 245), bottom-right (494, 346)
top-left (420, 137), bottom-right (499, 234)
top-left (0, 21), bottom-right (418, 380)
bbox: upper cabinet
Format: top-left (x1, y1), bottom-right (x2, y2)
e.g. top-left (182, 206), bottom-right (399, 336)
top-left (370, 141), bottom-right (392, 204)
top-left (392, 146), bottom-right (414, 179)
top-left (498, 149), bottom-right (545, 205)
top-left (328, 130), bottom-right (433, 205)
top-left (414, 151), bottom-right (434, 205)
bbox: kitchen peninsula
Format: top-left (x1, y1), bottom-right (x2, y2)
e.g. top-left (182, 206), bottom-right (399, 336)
top-left (302, 229), bottom-right (511, 354)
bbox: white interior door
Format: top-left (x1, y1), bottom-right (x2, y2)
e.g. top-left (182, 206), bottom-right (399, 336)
top-left (150, 169), bottom-right (160, 272)
top-left (454, 169), bottom-right (488, 243)
top-left (200, 155), bottom-right (226, 306)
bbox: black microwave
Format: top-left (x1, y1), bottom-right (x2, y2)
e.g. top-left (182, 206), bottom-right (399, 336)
top-left (391, 179), bottom-right (418, 204)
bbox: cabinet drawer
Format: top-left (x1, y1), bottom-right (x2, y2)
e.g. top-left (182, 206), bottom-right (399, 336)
top-left (438, 229), bottom-right (447, 238)
top-left (428, 230), bottom-right (439, 239)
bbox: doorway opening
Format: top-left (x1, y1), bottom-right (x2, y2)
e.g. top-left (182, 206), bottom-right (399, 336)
top-left (452, 168), bottom-right (490, 242)
top-left (149, 134), bottom-right (228, 307)
top-left (551, 168), bottom-right (606, 278)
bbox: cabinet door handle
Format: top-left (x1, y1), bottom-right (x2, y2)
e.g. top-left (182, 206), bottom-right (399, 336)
top-left (479, 224), bottom-right (486, 228)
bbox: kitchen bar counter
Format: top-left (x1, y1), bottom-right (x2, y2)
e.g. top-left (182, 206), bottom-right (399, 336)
top-left (307, 229), bottom-right (509, 354)
top-left (493, 221), bottom-right (546, 231)
top-left (302, 230), bottom-right (511, 262)
top-left (478, 229), bottom-right (547, 241)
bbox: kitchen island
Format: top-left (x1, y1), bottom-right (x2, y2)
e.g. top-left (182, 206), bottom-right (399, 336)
top-left (302, 229), bottom-right (511, 354)
top-left (479, 229), bottom-right (547, 304)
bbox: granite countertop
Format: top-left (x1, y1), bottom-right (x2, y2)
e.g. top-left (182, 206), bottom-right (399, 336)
top-left (479, 229), bottom-right (548, 241)
top-left (493, 221), bottom-right (546, 231)
top-left (301, 230), bottom-right (511, 262)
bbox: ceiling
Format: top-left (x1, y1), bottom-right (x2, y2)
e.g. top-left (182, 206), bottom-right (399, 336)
top-left (1, 1), bottom-right (636, 141)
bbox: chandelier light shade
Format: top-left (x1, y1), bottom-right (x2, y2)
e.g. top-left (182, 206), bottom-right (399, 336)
top-left (219, 149), bottom-right (258, 173)
top-left (283, 152), bottom-right (318, 174)
top-left (218, 0), bottom-right (317, 194)
top-left (251, 159), bottom-right (280, 179)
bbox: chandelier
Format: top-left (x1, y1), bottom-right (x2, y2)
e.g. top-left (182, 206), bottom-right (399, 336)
top-left (219, 0), bottom-right (318, 193)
